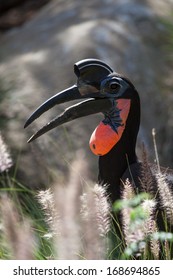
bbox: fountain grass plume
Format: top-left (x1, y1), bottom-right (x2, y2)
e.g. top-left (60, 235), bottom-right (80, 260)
top-left (0, 195), bottom-right (35, 259)
top-left (37, 150), bottom-right (111, 259)
top-left (0, 132), bottom-right (13, 173)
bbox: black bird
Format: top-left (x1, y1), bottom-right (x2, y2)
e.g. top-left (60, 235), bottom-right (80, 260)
top-left (24, 58), bottom-right (141, 203)
top-left (24, 59), bottom-right (173, 238)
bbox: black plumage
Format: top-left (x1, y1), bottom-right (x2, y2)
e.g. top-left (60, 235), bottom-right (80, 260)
top-left (24, 58), bottom-right (173, 239)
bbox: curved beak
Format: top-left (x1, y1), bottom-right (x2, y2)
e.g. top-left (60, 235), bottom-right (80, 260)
top-left (24, 58), bottom-right (114, 143)
top-left (26, 97), bottom-right (112, 143)
top-left (24, 85), bottom-right (81, 128)
top-left (24, 85), bottom-right (112, 143)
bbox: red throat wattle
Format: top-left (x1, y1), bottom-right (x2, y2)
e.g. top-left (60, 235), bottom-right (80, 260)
top-left (89, 99), bottom-right (131, 156)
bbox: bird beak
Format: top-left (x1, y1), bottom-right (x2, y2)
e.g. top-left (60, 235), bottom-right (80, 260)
top-left (24, 59), bottom-right (113, 143)
top-left (24, 84), bottom-right (82, 129)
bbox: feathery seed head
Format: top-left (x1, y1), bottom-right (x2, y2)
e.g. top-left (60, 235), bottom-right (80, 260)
top-left (0, 133), bottom-right (13, 173)
top-left (156, 172), bottom-right (173, 224)
top-left (0, 195), bottom-right (35, 259)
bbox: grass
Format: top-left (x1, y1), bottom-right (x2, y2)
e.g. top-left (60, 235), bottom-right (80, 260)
top-left (0, 134), bottom-right (54, 259)
top-left (0, 131), bottom-right (173, 259)
top-left (0, 172), bottom-right (54, 259)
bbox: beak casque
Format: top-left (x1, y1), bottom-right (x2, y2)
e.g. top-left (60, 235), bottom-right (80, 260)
top-left (24, 59), bottom-right (114, 142)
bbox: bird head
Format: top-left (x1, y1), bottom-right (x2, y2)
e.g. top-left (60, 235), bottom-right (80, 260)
top-left (24, 58), bottom-right (140, 156)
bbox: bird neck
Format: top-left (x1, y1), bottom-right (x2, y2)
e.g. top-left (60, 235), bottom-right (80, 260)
top-left (98, 94), bottom-right (140, 203)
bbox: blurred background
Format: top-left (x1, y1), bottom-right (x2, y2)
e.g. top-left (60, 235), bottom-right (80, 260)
top-left (0, 0), bottom-right (173, 190)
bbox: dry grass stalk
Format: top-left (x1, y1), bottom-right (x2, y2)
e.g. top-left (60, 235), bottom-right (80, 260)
top-left (140, 144), bottom-right (156, 194)
top-left (80, 184), bottom-right (110, 259)
top-left (156, 172), bottom-right (173, 225)
top-left (80, 186), bottom-right (102, 259)
top-left (142, 199), bottom-right (159, 259)
top-left (0, 132), bottom-right (13, 173)
top-left (37, 152), bottom-right (85, 257)
top-left (152, 128), bottom-right (160, 173)
top-left (121, 179), bottom-right (159, 258)
top-left (37, 188), bottom-right (58, 237)
top-left (53, 151), bottom-right (88, 259)
top-left (0, 195), bottom-right (35, 259)
top-left (38, 150), bottom-right (111, 259)
top-left (121, 179), bottom-right (136, 246)
top-left (164, 240), bottom-right (171, 260)
top-left (93, 184), bottom-right (110, 237)
top-left (149, 220), bottom-right (160, 259)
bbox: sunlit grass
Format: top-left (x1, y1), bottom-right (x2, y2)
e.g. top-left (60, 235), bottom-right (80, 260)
top-left (0, 171), bottom-right (53, 259)
top-left (0, 131), bottom-right (173, 259)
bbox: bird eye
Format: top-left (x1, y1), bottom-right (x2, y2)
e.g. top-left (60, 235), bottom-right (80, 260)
top-left (109, 82), bottom-right (119, 90)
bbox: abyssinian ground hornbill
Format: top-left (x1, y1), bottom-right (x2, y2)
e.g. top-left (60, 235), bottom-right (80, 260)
top-left (24, 58), bottom-right (173, 235)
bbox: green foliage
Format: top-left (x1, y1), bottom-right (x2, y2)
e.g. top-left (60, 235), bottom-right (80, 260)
top-left (114, 192), bottom-right (150, 212)
top-left (0, 171), bottom-right (54, 259)
top-left (112, 190), bottom-right (173, 260)
top-left (1, 166), bottom-right (173, 259)
top-left (0, 133), bottom-right (173, 259)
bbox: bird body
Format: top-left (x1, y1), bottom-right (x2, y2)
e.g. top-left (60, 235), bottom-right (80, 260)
top-left (97, 93), bottom-right (140, 202)
top-left (24, 58), bottom-right (173, 238)
top-left (24, 59), bottom-right (141, 201)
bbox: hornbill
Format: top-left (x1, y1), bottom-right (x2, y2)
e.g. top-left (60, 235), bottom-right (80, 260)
top-left (24, 58), bottom-right (172, 234)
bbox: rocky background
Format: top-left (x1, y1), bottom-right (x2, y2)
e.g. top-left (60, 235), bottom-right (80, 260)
top-left (0, 0), bottom-right (173, 189)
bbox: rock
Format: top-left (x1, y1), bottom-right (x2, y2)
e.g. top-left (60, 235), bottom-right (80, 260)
top-left (0, 0), bottom-right (23, 13)
top-left (0, 0), bottom-right (173, 188)
top-left (0, 0), bottom-right (51, 31)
